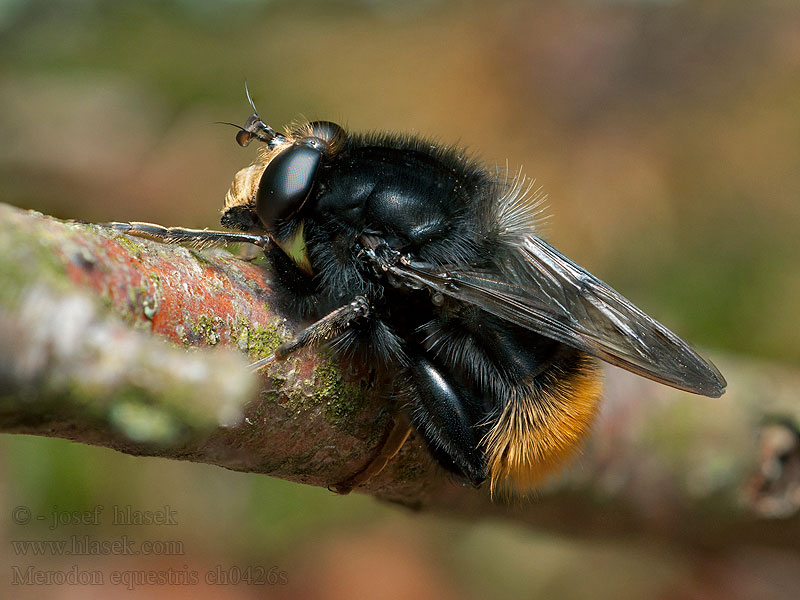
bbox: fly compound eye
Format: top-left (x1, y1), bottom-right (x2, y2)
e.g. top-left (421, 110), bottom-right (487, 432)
top-left (255, 143), bottom-right (321, 230)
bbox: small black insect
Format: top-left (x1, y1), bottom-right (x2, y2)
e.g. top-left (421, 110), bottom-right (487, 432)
top-left (112, 88), bottom-right (726, 493)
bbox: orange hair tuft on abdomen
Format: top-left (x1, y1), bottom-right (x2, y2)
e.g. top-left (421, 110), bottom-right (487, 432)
top-left (483, 355), bottom-right (603, 495)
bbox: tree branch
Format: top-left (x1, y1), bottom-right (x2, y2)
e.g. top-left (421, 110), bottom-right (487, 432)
top-left (2, 203), bottom-right (799, 546)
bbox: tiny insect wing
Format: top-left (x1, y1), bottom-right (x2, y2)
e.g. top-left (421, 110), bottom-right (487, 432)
top-left (394, 233), bottom-right (726, 398)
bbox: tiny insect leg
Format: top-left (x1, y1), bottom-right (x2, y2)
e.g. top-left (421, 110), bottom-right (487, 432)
top-left (106, 221), bottom-right (272, 249)
top-left (329, 413), bottom-right (412, 495)
top-left (250, 296), bottom-right (371, 371)
top-left (407, 355), bottom-right (487, 487)
top-left (248, 295), bottom-right (407, 493)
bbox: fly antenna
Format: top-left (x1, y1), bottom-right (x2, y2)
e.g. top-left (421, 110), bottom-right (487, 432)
top-left (230, 80), bottom-right (288, 149)
top-left (244, 80), bottom-right (259, 116)
top-left (213, 121), bottom-right (247, 132)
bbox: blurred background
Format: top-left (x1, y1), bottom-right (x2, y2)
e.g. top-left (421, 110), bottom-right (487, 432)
top-left (1, 0), bottom-right (799, 598)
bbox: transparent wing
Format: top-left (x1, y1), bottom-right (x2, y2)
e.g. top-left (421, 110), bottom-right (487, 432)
top-left (396, 235), bottom-right (726, 397)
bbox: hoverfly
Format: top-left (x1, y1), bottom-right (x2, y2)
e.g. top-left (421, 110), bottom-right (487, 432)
top-left (111, 88), bottom-right (725, 493)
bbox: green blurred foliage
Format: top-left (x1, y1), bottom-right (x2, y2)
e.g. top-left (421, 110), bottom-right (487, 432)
top-left (2, 1), bottom-right (799, 598)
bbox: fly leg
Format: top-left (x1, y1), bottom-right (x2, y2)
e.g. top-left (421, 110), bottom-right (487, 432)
top-left (249, 296), bottom-right (371, 371)
top-left (105, 221), bottom-right (272, 249)
top-left (328, 413), bottom-right (412, 495)
top-left (110, 224), bottom-right (411, 490)
top-left (249, 296), bottom-right (416, 493)
top-left (406, 355), bottom-right (487, 487)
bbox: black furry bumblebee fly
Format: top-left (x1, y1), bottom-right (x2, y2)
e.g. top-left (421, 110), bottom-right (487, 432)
top-left (112, 88), bottom-right (726, 493)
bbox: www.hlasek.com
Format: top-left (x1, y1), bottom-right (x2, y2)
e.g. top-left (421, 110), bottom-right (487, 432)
top-left (11, 535), bottom-right (183, 557)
